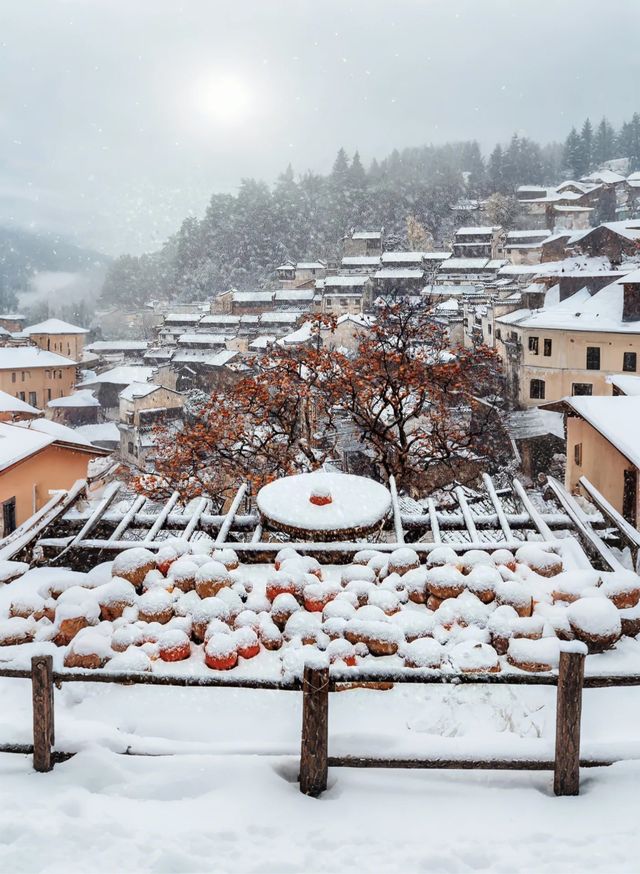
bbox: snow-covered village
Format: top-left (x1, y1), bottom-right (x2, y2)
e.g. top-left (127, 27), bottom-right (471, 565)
top-left (2, 2), bottom-right (640, 872)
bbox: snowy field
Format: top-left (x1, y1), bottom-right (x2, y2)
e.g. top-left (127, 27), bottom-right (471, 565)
top-left (1, 678), bottom-right (640, 873)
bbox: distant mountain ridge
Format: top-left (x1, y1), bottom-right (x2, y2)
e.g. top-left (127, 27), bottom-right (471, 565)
top-left (0, 225), bottom-right (110, 290)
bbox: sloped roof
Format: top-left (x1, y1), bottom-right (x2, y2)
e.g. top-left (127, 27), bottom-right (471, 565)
top-left (0, 389), bottom-right (40, 415)
top-left (565, 395), bottom-right (640, 468)
top-left (47, 389), bottom-right (99, 408)
top-left (0, 347), bottom-right (77, 369)
top-left (14, 417), bottom-right (95, 448)
top-left (25, 318), bottom-right (89, 335)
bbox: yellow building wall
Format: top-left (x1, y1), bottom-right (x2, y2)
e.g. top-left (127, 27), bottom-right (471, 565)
top-left (497, 326), bottom-right (640, 406)
top-left (30, 332), bottom-right (85, 361)
top-left (0, 444), bottom-right (96, 529)
top-left (0, 364), bottom-right (77, 410)
top-left (565, 416), bottom-right (639, 519)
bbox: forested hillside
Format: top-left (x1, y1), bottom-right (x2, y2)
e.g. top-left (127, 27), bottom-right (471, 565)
top-left (100, 112), bottom-right (640, 307)
top-left (0, 226), bottom-right (109, 312)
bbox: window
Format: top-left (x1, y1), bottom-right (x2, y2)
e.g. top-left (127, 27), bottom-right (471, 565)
top-left (45, 370), bottom-right (50, 379)
top-left (28, 392), bottom-right (37, 407)
top-left (528, 336), bottom-right (539, 354)
top-left (17, 392), bottom-right (25, 401)
top-left (586, 346), bottom-right (600, 370)
top-left (574, 443), bottom-right (582, 466)
top-left (543, 339), bottom-right (552, 356)
top-left (47, 389), bottom-right (52, 401)
top-left (529, 378), bottom-right (545, 399)
top-left (11, 372), bottom-right (16, 383)
top-left (21, 371), bottom-right (25, 382)
top-left (488, 324), bottom-right (492, 334)
top-left (623, 351), bottom-right (637, 373)
top-left (572, 383), bottom-right (593, 396)
top-left (128, 442), bottom-right (134, 454)
top-left (495, 328), bottom-right (501, 340)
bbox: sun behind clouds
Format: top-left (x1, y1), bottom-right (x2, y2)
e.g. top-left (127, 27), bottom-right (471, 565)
top-left (192, 71), bottom-right (255, 127)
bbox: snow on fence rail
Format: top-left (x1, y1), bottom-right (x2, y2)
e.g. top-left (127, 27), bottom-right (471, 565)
top-left (2, 652), bottom-right (639, 797)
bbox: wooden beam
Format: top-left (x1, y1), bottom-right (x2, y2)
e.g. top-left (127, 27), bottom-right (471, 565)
top-left (455, 486), bottom-right (479, 541)
top-left (0, 479), bottom-right (86, 562)
top-left (512, 477), bottom-right (554, 540)
top-left (546, 477), bottom-right (624, 572)
top-left (328, 756), bottom-right (611, 770)
top-left (554, 649), bottom-right (586, 796)
top-left (299, 666), bottom-right (329, 797)
top-left (145, 491), bottom-right (180, 542)
top-left (110, 494), bottom-right (147, 541)
top-left (183, 497), bottom-right (210, 540)
top-left (31, 655), bottom-right (54, 772)
top-left (578, 476), bottom-right (640, 564)
top-left (215, 484), bottom-right (247, 545)
top-left (55, 481), bottom-right (121, 562)
top-left (388, 476), bottom-right (405, 545)
top-left (482, 473), bottom-right (513, 540)
top-left (427, 498), bottom-right (441, 543)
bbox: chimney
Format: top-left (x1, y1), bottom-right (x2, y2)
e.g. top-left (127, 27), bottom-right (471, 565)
top-left (622, 281), bottom-right (640, 322)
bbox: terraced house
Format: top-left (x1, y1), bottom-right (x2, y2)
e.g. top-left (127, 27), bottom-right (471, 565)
top-left (495, 269), bottom-right (640, 406)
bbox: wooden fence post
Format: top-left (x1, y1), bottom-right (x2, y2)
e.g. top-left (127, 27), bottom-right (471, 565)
top-left (31, 655), bottom-right (54, 772)
top-left (300, 665), bottom-right (329, 797)
top-left (554, 649), bottom-right (585, 796)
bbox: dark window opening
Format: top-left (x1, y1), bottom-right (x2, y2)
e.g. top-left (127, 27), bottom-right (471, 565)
top-left (572, 383), bottom-right (593, 396)
top-left (586, 346), bottom-right (600, 370)
top-left (529, 378), bottom-right (545, 399)
top-left (528, 336), bottom-right (539, 354)
top-left (623, 351), bottom-right (637, 373)
top-left (543, 339), bottom-right (552, 356)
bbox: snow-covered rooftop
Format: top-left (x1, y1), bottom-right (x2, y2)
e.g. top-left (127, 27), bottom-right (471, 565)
top-left (507, 408), bottom-right (565, 441)
top-left (0, 421), bottom-right (53, 471)
top-left (455, 226), bottom-right (500, 236)
top-left (24, 318), bottom-right (89, 335)
top-left (0, 390), bottom-right (40, 415)
top-left (14, 417), bottom-right (95, 448)
top-left (564, 395), bottom-right (640, 468)
top-left (79, 366), bottom-right (155, 386)
top-left (119, 382), bottom-right (161, 401)
top-left (497, 277), bottom-right (640, 333)
top-left (85, 340), bottom-right (148, 352)
top-left (177, 333), bottom-right (227, 346)
top-left (274, 290), bottom-right (315, 302)
top-left (74, 422), bottom-right (121, 445)
top-left (606, 374), bottom-right (640, 396)
top-left (439, 258), bottom-right (490, 270)
top-left (323, 276), bottom-right (370, 288)
top-left (341, 256), bottom-right (381, 267)
top-left (374, 269), bottom-right (424, 280)
top-left (351, 231), bottom-right (381, 240)
top-left (0, 347), bottom-right (77, 369)
top-left (47, 389), bottom-right (99, 409)
top-left (233, 292), bottom-right (274, 303)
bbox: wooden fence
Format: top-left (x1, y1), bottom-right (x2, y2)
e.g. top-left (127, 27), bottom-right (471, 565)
top-left (2, 652), bottom-right (639, 797)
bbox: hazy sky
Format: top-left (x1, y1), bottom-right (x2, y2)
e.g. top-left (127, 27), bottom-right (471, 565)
top-left (1, 0), bottom-right (639, 256)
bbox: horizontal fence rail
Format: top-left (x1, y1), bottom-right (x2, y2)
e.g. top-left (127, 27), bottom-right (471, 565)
top-left (1, 654), bottom-right (639, 795)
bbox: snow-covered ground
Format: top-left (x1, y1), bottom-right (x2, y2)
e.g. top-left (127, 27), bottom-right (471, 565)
top-left (1, 678), bottom-right (640, 872)
top-left (2, 545), bottom-right (640, 872)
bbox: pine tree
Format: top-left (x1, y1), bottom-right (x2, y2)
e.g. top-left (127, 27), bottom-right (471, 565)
top-left (580, 118), bottom-right (594, 173)
top-left (593, 118), bottom-right (616, 166)
top-left (488, 144), bottom-right (505, 193)
top-left (618, 113), bottom-right (640, 172)
top-left (563, 127), bottom-right (583, 178)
